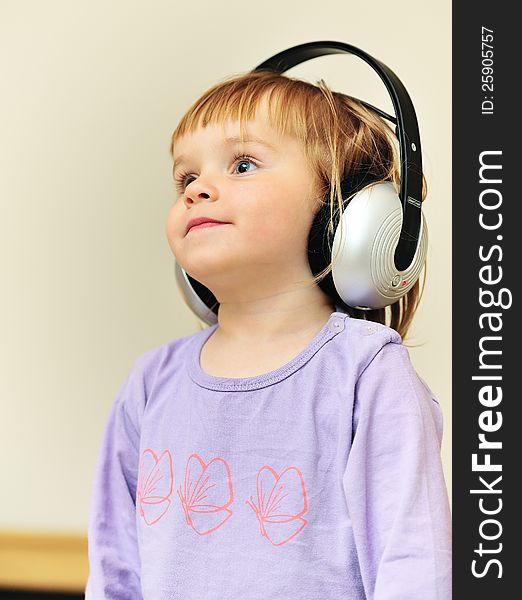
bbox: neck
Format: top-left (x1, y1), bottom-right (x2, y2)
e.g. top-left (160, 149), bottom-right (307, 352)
top-left (212, 287), bottom-right (335, 345)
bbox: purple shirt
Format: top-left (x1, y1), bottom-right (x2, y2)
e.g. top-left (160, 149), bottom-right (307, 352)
top-left (86, 310), bottom-right (451, 599)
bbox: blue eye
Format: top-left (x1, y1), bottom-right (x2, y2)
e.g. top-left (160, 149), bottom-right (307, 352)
top-left (174, 154), bottom-right (259, 192)
top-left (233, 155), bottom-right (258, 174)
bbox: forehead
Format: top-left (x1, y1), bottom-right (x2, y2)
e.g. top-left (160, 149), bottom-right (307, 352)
top-left (172, 102), bottom-right (286, 168)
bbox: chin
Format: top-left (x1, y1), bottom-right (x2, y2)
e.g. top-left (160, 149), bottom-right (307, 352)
top-left (182, 255), bottom-right (230, 280)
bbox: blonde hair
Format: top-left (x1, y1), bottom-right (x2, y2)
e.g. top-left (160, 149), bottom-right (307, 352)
top-left (170, 70), bottom-right (428, 344)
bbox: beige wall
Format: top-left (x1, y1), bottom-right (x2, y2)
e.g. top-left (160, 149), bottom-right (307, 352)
top-left (0, 0), bottom-right (451, 534)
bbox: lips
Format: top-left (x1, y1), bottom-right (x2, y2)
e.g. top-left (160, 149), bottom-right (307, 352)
top-left (186, 217), bottom-right (230, 234)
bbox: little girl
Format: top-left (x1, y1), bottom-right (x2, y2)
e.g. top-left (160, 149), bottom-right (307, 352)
top-left (86, 67), bottom-right (451, 599)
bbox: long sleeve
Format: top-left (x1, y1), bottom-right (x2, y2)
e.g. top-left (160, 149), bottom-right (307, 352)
top-left (343, 342), bottom-right (452, 600)
top-left (85, 365), bottom-right (144, 599)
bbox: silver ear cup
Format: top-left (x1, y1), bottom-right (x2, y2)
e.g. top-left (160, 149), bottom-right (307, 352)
top-left (174, 182), bottom-right (427, 320)
top-left (174, 261), bottom-right (218, 326)
top-left (331, 181), bottom-right (428, 310)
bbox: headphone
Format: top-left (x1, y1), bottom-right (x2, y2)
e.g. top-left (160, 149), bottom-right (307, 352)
top-left (174, 40), bottom-right (428, 326)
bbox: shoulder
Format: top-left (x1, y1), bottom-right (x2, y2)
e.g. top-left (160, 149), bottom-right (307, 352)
top-left (343, 315), bottom-right (402, 348)
top-left (124, 327), bottom-right (206, 396)
top-left (334, 315), bottom-right (403, 380)
top-left (110, 327), bottom-right (207, 428)
top-left (338, 315), bottom-right (441, 418)
top-left (344, 318), bottom-right (442, 435)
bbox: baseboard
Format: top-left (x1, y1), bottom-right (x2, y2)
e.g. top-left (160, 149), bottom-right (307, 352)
top-left (0, 531), bottom-right (88, 594)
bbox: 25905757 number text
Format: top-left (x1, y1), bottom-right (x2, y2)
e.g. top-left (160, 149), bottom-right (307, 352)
top-left (482, 27), bottom-right (494, 115)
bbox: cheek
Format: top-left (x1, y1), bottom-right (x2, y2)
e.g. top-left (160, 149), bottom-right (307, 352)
top-left (239, 210), bottom-right (310, 255)
top-left (248, 184), bottom-right (315, 239)
top-left (165, 203), bottom-right (185, 255)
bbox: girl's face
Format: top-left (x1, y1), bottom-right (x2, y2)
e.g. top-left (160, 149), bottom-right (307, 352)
top-left (165, 97), bottom-right (322, 301)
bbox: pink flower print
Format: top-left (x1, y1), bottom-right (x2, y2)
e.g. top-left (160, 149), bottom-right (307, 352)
top-left (178, 453), bottom-right (234, 536)
top-left (246, 465), bottom-right (308, 546)
top-left (137, 448), bottom-right (174, 525)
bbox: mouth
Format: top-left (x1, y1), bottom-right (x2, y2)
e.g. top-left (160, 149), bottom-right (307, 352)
top-left (186, 219), bottom-right (231, 235)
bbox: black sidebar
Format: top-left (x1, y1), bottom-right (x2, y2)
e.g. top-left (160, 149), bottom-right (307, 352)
top-left (453, 2), bottom-right (518, 597)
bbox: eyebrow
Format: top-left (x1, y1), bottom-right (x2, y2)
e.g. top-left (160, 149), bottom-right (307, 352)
top-left (173, 135), bottom-right (276, 169)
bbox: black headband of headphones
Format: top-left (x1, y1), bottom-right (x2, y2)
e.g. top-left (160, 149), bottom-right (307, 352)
top-left (252, 40), bottom-right (423, 272)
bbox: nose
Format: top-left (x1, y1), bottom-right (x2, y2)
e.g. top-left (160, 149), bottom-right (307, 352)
top-left (183, 177), bottom-right (219, 207)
